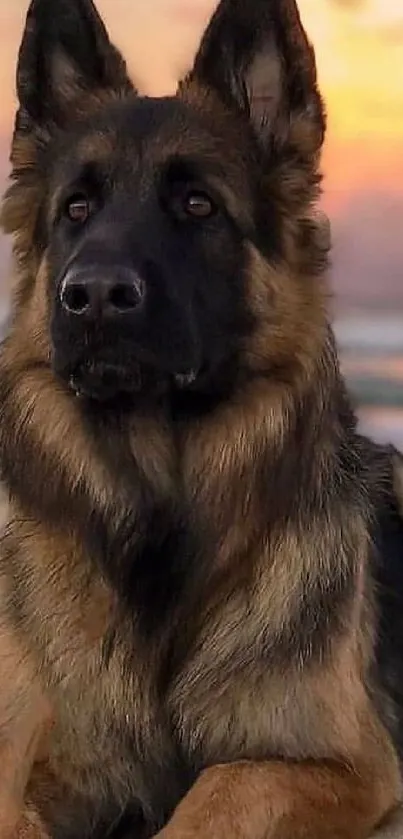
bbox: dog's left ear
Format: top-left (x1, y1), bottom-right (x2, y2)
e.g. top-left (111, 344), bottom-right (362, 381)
top-left (181, 0), bottom-right (325, 153)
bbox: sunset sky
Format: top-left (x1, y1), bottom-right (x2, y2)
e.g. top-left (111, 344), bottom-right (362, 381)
top-left (0, 0), bottom-right (402, 306)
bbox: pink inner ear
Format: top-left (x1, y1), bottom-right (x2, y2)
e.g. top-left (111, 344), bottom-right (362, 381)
top-left (253, 94), bottom-right (278, 105)
top-left (247, 45), bottom-right (283, 124)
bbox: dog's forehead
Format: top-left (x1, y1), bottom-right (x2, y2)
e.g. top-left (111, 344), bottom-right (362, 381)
top-left (117, 95), bottom-right (209, 142)
top-left (63, 93), bottom-right (247, 175)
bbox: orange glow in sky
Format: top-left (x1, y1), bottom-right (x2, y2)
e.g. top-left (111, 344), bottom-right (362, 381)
top-left (1, 1), bottom-right (401, 180)
top-left (0, 0), bottom-right (402, 304)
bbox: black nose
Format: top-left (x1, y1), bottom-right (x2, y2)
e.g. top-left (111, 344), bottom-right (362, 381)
top-left (59, 268), bottom-right (144, 318)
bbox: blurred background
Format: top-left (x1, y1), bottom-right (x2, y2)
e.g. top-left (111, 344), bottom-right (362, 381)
top-left (0, 0), bottom-right (402, 446)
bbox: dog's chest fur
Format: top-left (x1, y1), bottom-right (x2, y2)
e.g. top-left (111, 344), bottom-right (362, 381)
top-left (48, 649), bottom-right (177, 818)
top-left (1, 515), bottom-right (190, 824)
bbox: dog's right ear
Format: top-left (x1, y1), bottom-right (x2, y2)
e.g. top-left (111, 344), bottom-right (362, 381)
top-left (15, 0), bottom-right (133, 133)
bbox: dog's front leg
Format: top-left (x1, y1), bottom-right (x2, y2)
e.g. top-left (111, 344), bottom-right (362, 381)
top-left (154, 755), bottom-right (400, 839)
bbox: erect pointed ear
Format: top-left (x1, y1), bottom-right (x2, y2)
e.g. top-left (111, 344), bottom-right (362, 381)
top-left (181, 0), bottom-right (325, 153)
top-left (15, 0), bottom-right (134, 132)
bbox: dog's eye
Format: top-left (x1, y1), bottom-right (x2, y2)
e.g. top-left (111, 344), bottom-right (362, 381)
top-left (184, 192), bottom-right (216, 219)
top-left (65, 195), bottom-right (91, 224)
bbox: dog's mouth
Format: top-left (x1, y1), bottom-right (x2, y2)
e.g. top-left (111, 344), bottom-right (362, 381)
top-left (64, 357), bottom-right (200, 403)
top-left (68, 359), bottom-right (139, 402)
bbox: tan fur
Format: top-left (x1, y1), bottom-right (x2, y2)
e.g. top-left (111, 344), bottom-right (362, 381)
top-left (155, 751), bottom-right (398, 839)
top-left (0, 0), bottom-right (401, 836)
top-left (0, 597), bottom-right (51, 838)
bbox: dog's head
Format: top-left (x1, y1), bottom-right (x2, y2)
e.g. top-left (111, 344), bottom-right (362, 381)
top-left (2, 0), bottom-right (328, 408)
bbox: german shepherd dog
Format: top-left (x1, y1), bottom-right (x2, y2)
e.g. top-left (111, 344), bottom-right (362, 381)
top-left (0, 0), bottom-right (403, 836)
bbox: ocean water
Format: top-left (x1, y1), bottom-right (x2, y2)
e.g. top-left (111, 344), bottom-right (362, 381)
top-left (335, 312), bottom-right (403, 450)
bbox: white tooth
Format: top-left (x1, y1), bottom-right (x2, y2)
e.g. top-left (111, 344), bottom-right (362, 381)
top-left (69, 376), bottom-right (81, 397)
top-left (175, 370), bottom-right (197, 387)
